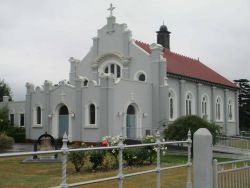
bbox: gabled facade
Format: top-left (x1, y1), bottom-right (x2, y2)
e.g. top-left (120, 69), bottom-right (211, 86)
top-left (0, 6), bottom-right (239, 142)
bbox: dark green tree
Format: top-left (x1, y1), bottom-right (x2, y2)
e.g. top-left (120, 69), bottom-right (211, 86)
top-left (0, 79), bottom-right (12, 102)
top-left (164, 115), bottom-right (221, 142)
top-left (0, 106), bottom-right (10, 131)
top-left (234, 79), bottom-right (250, 130)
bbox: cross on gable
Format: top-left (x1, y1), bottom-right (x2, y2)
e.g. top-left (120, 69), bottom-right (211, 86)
top-left (107, 3), bottom-right (115, 17)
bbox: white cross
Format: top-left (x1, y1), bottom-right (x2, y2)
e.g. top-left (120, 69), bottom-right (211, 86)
top-left (107, 3), bottom-right (115, 17)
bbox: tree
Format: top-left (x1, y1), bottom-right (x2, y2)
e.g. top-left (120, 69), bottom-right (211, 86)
top-left (234, 79), bottom-right (250, 130)
top-left (0, 106), bottom-right (10, 131)
top-left (0, 79), bottom-right (12, 102)
top-left (164, 115), bottom-right (221, 142)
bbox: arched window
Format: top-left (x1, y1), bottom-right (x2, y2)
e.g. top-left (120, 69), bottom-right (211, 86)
top-left (216, 97), bottom-right (221, 121)
top-left (138, 74), bottom-right (145, 81)
top-left (103, 63), bottom-right (121, 78)
top-left (135, 71), bottom-right (147, 82)
top-left (201, 95), bottom-right (209, 119)
top-left (169, 91), bottom-right (174, 120)
top-left (36, 106), bottom-right (42, 124)
top-left (83, 79), bottom-right (88, 86)
top-left (228, 99), bottom-right (233, 121)
top-left (186, 93), bottom-right (192, 116)
top-left (89, 104), bottom-right (96, 124)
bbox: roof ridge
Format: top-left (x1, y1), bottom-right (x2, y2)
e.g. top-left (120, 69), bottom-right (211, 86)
top-left (169, 50), bottom-right (198, 62)
top-left (136, 40), bottom-right (198, 62)
top-left (135, 40), bottom-right (149, 46)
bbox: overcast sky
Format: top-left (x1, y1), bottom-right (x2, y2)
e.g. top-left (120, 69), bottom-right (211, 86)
top-left (1, 0), bottom-right (250, 101)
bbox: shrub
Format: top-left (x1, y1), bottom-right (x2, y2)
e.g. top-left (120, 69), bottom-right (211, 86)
top-left (0, 133), bottom-right (14, 151)
top-left (124, 147), bottom-right (148, 166)
top-left (101, 135), bottom-right (120, 157)
top-left (90, 150), bottom-right (105, 170)
top-left (68, 151), bottom-right (85, 172)
top-left (102, 152), bottom-right (117, 170)
top-left (164, 115), bottom-right (221, 143)
top-left (0, 106), bottom-right (10, 131)
top-left (142, 135), bottom-right (157, 164)
top-left (7, 127), bottom-right (25, 142)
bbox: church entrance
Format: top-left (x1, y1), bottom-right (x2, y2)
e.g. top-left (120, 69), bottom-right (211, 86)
top-left (58, 105), bottom-right (69, 138)
top-left (126, 105), bottom-right (136, 138)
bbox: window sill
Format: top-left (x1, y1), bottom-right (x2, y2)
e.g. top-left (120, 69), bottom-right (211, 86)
top-left (215, 120), bottom-right (224, 123)
top-left (84, 125), bottom-right (98, 129)
top-left (32, 124), bottom-right (43, 128)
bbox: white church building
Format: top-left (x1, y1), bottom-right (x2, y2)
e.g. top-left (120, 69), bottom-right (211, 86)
top-left (0, 5), bottom-right (239, 142)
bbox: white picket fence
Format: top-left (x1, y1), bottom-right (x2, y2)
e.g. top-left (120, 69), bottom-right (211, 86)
top-left (215, 136), bottom-right (250, 150)
top-left (213, 159), bottom-right (250, 188)
top-left (0, 131), bottom-right (192, 188)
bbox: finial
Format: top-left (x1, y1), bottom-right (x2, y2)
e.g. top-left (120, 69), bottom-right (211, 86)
top-left (107, 3), bottom-right (115, 17)
top-left (163, 20), bottom-right (165, 26)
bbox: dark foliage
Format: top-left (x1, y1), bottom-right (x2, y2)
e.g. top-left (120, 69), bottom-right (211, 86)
top-left (123, 147), bottom-right (148, 166)
top-left (164, 115), bottom-right (221, 143)
top-left (69, 151), bottom-right (85, 172)
top-left (89, 151), bottom-right (105, 170)
top-left (234, 79), bottom-right (250, 130)
top-left (0, 79), bottom-right (12, 102)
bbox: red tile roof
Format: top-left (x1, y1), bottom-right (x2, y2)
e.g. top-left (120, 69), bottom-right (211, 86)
top-left (135, 40), bottom-right (238, 89)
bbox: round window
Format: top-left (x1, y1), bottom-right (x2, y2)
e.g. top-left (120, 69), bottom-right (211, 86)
top-left (138, 74), bottom-right (145, 81)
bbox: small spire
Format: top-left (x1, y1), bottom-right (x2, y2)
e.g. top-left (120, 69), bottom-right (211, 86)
top-left (107, 3), bottom-right (115, 17)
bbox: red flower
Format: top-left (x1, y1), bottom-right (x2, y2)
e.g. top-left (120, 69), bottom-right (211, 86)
top-left (101, 140), bottom-right (109, 146)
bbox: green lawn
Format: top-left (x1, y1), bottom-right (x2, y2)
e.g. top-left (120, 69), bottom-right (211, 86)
top-left (0, 154), bottom-right (231, 188)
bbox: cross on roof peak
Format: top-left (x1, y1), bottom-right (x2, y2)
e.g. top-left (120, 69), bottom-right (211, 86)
top-left (107, 3), bottom-right (115, 17)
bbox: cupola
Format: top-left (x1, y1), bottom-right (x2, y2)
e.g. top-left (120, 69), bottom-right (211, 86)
top-left (157, 23), bottom-right (171, 49)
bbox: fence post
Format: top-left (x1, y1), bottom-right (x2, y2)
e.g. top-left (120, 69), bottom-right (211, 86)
top-left (213, 159), bottom-right (218, 188)
top-left (186, 129), bottom-right (192, 188)
top-left (118, 136), bottom-right (124, 188)
top-left (193, 128), bottom-right (213, 188)
top-left (60, 133), bottom-right (69, 188)
top-left (155, 130), bottom-right (161, 188)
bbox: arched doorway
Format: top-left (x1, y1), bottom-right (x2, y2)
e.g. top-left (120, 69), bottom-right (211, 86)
top-left (58, 105), bottom-right (69, 138)
top-left (126, 105), bottom-right (136, 138)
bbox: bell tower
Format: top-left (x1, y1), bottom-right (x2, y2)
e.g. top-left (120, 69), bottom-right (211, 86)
top-left (157, 23), bottom-right (171, 49)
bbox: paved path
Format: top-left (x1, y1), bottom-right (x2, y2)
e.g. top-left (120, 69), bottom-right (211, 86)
top-left (1, 143), bottom-right (33, 153)
top-left (213, 145), bottom-right (250, 159)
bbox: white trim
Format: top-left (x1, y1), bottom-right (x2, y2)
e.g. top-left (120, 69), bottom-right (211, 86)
top-left (168, 88), bottom-right (177, 120)
top-left (215, 96), bottom-right (223, 122)
top-left (98, 59), bottom-right (123, 79)
top-left (228, 97), bottom-right (235, 122)
top-left (185, 91), bottom-right (195, 115)
top-left (123, 102), bottom-right (142, 139)
top-left (85, 102), bottom-right (98, 128)
top-left (33, 104), bottom-right (43, 127)
top-left (52, 103), bottom-right (73, 141)
top-left (201, 94), bottom-right (210, 120)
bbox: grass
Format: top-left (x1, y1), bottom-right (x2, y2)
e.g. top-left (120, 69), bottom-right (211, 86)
top-left (0, 154), bottom-right (232, 188)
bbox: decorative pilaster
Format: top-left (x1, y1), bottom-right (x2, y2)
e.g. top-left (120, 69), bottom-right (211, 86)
top-left (196, 83), bottom-right (202, 117)
top-left (224, 89), bottom-right (228, 135)
top-left (211, 86), bottom-right (216, 122)
top-left (69, 57), bottom-right (80, 85)
top-left (235, 90), bottom-right (239, 135)
top-left (44, 80), bottom-right (52, 134)
top-left (180, 80), bottom-right (186, 116)
top-left (25, 82), bottom-right (35, 139)
top-left (75, 77), bottom-right (83, 140)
